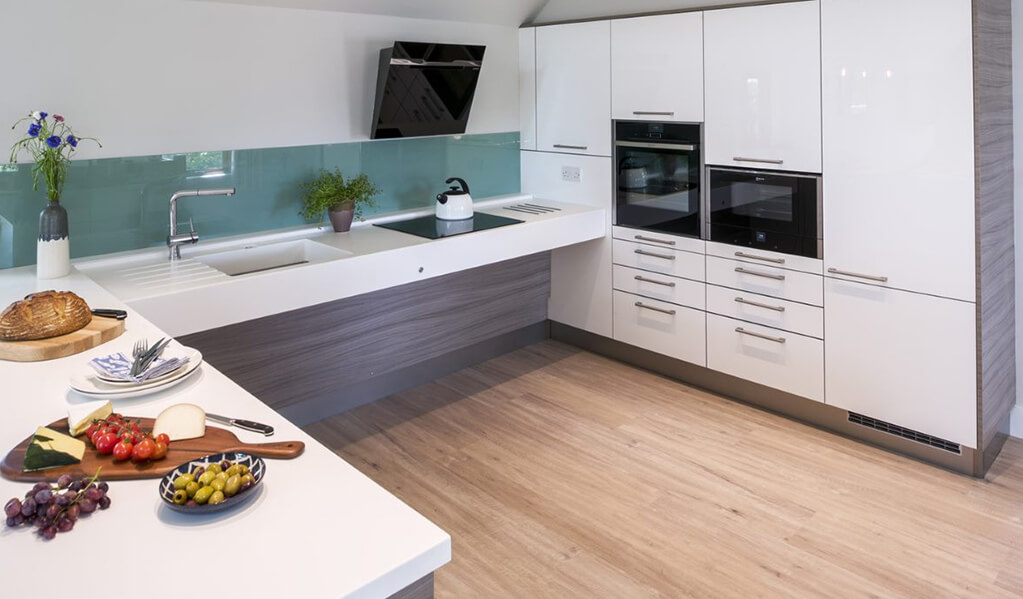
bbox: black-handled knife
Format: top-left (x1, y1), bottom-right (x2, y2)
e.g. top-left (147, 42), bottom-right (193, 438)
top-left (206, 413), bottom-right (275, 436)
top-left (92, 308), bottom-right (128, 320)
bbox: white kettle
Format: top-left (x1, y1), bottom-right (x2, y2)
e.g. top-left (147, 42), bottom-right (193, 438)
top-left (435, 177), bottom-right (474, 220)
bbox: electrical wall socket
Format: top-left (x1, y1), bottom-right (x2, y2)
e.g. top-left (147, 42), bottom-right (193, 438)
top-left (561, 166), bottom-right (581, 183)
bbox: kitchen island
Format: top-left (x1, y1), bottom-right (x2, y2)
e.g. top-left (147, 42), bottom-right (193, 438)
top-left (0, 269), bottom-right (450, 599)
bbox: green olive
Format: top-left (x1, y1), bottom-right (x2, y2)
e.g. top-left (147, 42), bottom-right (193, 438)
top-left (210, 477), bottom-right (226, 492)
top-left (206, 463), bottom-right (222, 475)
top-left (237, 465), bottom-right (249, 476)
top-left (208, 490), bottom-right (225, 505)
top-left (225, 464), bottom-right (241, 477)
top-left (172, 489), bottom-right (188, 505)
top-left (224, 474), bottom-right (241, 497)
top-left (173, 474), bottom-right (192, 490)
top-left (240, 473), bottom-right (255, 486)
top-left (193, 486), bottom-right (214, 505)
top-left (198, 471), bottom-right (215, 486)
top-left (185, 481), bottom-right (200, 498)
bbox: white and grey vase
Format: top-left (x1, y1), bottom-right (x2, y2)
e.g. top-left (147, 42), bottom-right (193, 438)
top-left (37, 199), bottom-right (70, 279)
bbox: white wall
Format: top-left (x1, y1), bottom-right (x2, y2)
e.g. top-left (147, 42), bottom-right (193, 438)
top-left (0, 0), bottom-right (519, 160)
top-left (1013, 0), bottom-right (1023, 435)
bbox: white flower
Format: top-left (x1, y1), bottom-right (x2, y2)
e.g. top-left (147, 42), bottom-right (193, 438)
top-left (30, 111), bottom-right (43, 121)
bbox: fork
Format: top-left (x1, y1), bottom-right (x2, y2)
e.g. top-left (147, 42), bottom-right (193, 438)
top-left (132, 339), bottom-right (149, 359)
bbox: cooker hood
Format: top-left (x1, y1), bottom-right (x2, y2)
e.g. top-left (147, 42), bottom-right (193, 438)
top-left (370, 41), bottom-right (486, 139)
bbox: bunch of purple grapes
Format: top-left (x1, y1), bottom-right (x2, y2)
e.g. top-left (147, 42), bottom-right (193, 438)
top-left (4, 473), bottom-right (111, 540)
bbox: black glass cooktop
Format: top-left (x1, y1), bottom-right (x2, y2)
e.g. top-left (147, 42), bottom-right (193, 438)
top-left (374, 212), bottom-right (523, 240)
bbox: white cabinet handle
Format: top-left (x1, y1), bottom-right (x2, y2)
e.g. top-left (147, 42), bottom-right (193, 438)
top-left (827, 268), bottom-right (889, 283)
top-left (735, 327), bottom-right (786, 344)
top-left (635, 302), bottom-right (676, 316)
top-left (553, 144), bottom-right (588, 150)
top-left (635, 235), bottom-right (675, 246)
top-left (635, 249), bottom-right (676, 261)
top-left (633, 111), bottom-right (675, 116)
top-left (734, 251), bottom-right (784, 264)
top-left (635, 275), bottom-right (676, 288)
top-left (734, 297), bottom-right (785, 312)
top-left (734, 266), bottom-right (784, 281)
top-left (733, 157), bottom-right (784, 165)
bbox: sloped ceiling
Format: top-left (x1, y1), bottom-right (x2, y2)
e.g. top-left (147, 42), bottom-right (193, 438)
top-left (186, 0), bottom-right (550, 25)
top-left (531, 0), bottom-right (755, 24)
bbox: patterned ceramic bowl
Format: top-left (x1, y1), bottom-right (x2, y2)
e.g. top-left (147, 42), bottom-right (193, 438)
top-left (158, 452), bottom-right (265, 514)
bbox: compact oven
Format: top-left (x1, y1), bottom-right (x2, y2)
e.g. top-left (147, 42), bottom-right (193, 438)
top-left (613, 121), bottom-right (702, 238)
top-left (706, 167), bottom-right (822, 258)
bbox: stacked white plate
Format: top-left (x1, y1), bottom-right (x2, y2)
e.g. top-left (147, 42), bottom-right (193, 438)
top-left (69, 347), bottom-right (204, 399)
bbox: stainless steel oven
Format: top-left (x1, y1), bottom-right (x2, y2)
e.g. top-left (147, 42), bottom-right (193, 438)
top-left (613, 121), bottom-right (702, 238)
top-left (706, 167), bottom-right (822, 258)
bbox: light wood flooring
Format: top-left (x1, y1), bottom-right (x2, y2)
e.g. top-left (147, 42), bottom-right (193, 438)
top-left (304, 341), bottom-right (1023, 598)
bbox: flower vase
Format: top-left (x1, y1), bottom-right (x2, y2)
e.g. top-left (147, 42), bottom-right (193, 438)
top-left (37, 199), bottom-right (70, 279)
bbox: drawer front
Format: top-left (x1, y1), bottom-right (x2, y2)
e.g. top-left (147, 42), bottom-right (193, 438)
top-left (706, 284), bottom-right (823, 339)
top-left (613, 239), bottom-right (705, 281)
top-left (705, 241), bottom-right (822, 275)
top-left (706, 255), bottom-right (822, 306)
top-left (707, 314), bottom-right (824, 402)
top-left (613, 226), bottom-right (706, 255)
top-left (613, 290), bottom-right (706, 366)
top-left (613, 265), bottom-right (706, 311)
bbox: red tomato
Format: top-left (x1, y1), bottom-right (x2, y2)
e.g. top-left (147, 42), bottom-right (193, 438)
top-left (155, 433), bottom-right (170, 446)
top-left (96, 433), bottom-right (118, 455)
top-left (132, 438), bottom-right (155, 462)
top-left (112, 440), bottom-right (132, 461)
top-left (84, 423), bottom-right (99, 440)
top-left (151, 441), bottom-right (168, 461)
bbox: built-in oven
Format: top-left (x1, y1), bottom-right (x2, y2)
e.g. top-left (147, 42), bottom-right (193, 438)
top-left (613, 121), bottom-right (702, 238)
top-left (706, 167), bottom-right (822, 258)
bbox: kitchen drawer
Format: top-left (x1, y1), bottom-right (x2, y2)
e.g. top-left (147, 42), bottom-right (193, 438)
top-left (613, 239), bottom-right (705, 282)
top-left (706, 284), bottom-right (823, 339)
top-left (613, 265), bottom-right (705, 311)
top-left (706, 255), bottom-right (822, 306)
top-left (613, 290), bottom-right (706, 366)
top-left (613, 226), bottom-right (705, 255)
top-left (706, 313), bottom-right (824, 402)
top-left (705, 241), bottom-right (822, 275)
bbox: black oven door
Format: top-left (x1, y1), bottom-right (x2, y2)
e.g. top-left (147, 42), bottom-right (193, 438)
top-left (614, 141), bottom-right (701, 238)
top-left (708, 168), bottom-right (821, 258)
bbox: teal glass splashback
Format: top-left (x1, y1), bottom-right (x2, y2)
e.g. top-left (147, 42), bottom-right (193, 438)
top-left (0, 132), bottom-right (520, 269)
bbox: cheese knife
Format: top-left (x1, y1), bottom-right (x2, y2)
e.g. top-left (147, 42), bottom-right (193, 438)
top-left (206, 413), bottom-right (275, 436)
top-left (91, 308), bottom-right (128, 320)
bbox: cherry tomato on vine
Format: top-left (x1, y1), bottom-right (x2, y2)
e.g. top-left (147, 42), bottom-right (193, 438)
top-left (151, 441), bottom-right (168, 461)
top-left (96, 433), bottom-right (118, 455)
top-left (155, 433), bottom-right (170, 446)
top-left (112, 440), bottom-right (133, 462)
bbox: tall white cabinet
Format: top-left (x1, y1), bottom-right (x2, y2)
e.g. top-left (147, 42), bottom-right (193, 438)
top-left (704, 1), bottom-right (822, 172)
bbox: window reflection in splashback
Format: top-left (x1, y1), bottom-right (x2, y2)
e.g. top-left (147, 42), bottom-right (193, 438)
top-left (0, 132), bottom-right (520, 269)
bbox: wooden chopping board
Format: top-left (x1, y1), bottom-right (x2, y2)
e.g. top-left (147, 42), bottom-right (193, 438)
top-left (0, 316), bottom-right (125, 362)
top-left (1, 418), bottom-right (305, 482)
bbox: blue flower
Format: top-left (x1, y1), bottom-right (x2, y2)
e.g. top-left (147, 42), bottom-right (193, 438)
top-left (27, 123), bottom-right (41, 137)
top-left (66, 135), bottom-right (78, 148)
top-left (39, 112), bottom-right (47, 120)
top-left (45, 135), bottom-right (62, 148)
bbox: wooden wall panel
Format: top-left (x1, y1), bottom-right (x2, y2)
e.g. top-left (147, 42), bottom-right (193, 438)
top-left (181, 253), bottom-right (550, 414)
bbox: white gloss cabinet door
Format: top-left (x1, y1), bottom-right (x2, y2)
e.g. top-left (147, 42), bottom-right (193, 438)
top-left (821, 0), bottom-right (975, 302)
top-left (519, 27), bottom-right (537, 151)
top-left (611, 13), bottom-right (703, 122)
top-left (704, 1), bottom-right (821, 172)
top-left (824, 279), bottom-right (977, 448)
top-left (536, 21), bottom-right (612, 156)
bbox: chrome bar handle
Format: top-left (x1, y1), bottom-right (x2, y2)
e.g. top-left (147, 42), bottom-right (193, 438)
top-left (734, 267), bottom-right (785, 281)
top-left (735, 327), bottom-right (786, 344)
top-left (827, 268), bottom-right (889, 283)
top-left (635, 275), bottom-right (676, 288)
top-left (735, 297), bottom-right (785, 312)
top-left (553, 144), bottom-right (588, 150)
top-left (635, 302), bottom-right (676, 316)
top-left (735, 251), bottom-right (784, 264)
top-left (733, 157), bottom-right (784, 165)
top-left (635, 235), bottom-right (676, 246)
top-left (633, 111), bottom-right (675, 116)
top-left (635, 249), bottom-right (676, 261)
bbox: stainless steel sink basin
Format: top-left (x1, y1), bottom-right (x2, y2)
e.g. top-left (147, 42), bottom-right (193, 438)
top-left (194, 239), bottom-right (350, 276)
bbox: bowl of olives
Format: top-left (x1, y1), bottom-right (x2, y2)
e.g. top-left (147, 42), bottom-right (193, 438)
top-left (158, 452), bottom-right (264, 514)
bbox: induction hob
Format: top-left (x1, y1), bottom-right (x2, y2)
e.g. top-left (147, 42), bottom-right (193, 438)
top-left (374, 212), bottom-right (523, 240)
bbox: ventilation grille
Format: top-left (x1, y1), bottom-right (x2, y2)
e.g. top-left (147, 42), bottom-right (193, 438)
top-left (848, 412), bottom-right (961, 454)
top-left (503, 203), bottom-right (561, 215)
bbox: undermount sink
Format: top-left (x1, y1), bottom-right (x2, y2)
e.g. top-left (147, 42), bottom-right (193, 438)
top-left (194, 239), bottom-right (350, 276)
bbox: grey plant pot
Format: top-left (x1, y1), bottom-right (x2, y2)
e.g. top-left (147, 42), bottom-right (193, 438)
top-left (327, 201), bottom-right (355, 233)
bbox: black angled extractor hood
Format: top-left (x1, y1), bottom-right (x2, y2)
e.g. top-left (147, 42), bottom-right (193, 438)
top-left (370, 41), bottom-right (486, 139)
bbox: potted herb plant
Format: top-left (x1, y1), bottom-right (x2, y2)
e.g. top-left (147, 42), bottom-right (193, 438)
top-left (9, 110), bottom-right (99, 279)
top-left (300, 168), bottom-right (380, 233)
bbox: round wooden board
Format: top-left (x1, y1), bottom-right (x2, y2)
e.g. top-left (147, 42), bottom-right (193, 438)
top-left (0, 317), bottom-right (125, 362)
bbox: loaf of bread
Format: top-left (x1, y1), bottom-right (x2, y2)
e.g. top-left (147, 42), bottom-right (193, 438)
top-left (0, 290), bottom-right (92, 341)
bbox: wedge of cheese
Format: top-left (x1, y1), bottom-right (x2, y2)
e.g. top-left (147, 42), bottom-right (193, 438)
top-left (153, 403), bottom-right (206, 441)
top-left (23, 426), bottom-right (85, 472)
top-left (68, 400), bottom-right (113, 436)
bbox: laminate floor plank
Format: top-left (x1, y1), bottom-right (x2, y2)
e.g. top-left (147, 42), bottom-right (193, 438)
top-left (303, 341), bottom-right (1023, 597)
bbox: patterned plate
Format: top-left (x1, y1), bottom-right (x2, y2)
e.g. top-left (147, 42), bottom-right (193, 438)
top-left (158, 452), bottom-right (265, 514)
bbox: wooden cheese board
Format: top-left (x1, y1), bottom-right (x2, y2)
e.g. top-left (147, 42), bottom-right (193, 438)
top-left (0, 418), bottom-right (305, 482)
top-left (0, 316), bottom-right (125, 362)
